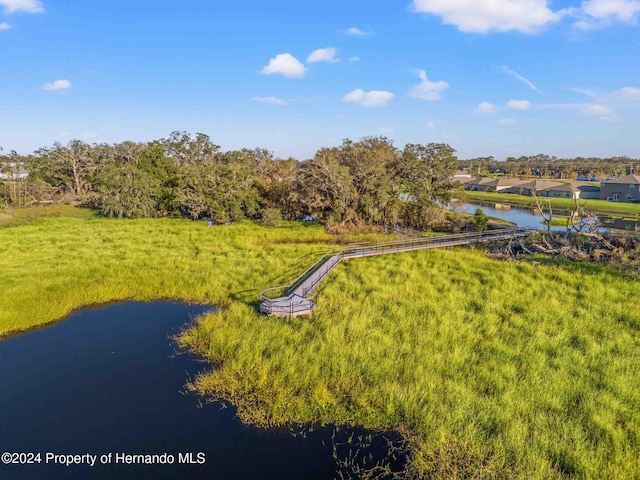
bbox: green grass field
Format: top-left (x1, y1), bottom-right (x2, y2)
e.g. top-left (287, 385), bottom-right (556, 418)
top-left (0, 207), bottom-right (390, 336)
top-left (2, 207), bottom-right (639, 478)
top-left (464, 191), bottom-right (640, 216)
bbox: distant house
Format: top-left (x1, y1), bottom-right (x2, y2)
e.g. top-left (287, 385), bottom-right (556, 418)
top-left (503, 180), bottom-right (562, 196)
top-left (0, 162), bottom-right (29, 180)
top-left (494, 179), bottom-right (529, 192)
top-left (465, 177), bottom-right (499, 192)
top-left (453, 171), bottom-right (472, 179)
top-left (600, 175), bottom-right (640, 202)
top-left (540, 183), bottom-right (580, 199)
top-left (576, 184), bottom-right (601, 200)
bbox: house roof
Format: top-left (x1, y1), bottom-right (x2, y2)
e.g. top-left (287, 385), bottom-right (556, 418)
top-left (457, 177), bottom-right (479, 184)
top-left (496, 179), bottom-right (529, 187)
top-left (577, 185), bottom-right (601, 192)
top-left (603, 175), bottom-right (640, 185)
top-left (476, 177), bottom-right (498, 186)
top-left (542, 183), bottom-right (580, 192)
top-left (516, 180), bottom-right (562, 190)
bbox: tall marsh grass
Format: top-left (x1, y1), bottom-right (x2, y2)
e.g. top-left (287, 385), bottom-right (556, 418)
top-left (0, 211), bottom-right (388, 336)
top-left (181, 249), bottom-right (640, 478)
top-left (3, 208), bottom-right (639, 477)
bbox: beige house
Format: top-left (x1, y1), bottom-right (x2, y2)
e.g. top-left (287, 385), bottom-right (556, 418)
top-left (502, 180), bottom-right (562, 196)
top-left (464, 177), bottom-right (498, 192)
top-left (495, 179), bottom-right (529, 192)
top-left (540, 183), bottom-right (581, 199)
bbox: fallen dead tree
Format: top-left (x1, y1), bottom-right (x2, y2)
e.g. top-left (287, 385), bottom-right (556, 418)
top-left (492, 194), bottom-right (639, 268)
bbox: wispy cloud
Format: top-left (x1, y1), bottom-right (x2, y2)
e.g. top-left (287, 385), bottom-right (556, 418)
top-left (475, 102), bottom-right (497, 114)
top-left (261, 53), bottom-right (307, 79)
top-left (342, 89), bottom-right (394, 107)
top-left (348, 56), bottom-right (360, 62)
top-left (252, 96), bottom-right (287, 106)
top-left (502, 66), bottom-right (542, 93)
top-left (0, 0), bottom-right (44, 14)
top-left (610, 86), bottom-right (640, 102)
top-left (568, 85), bottom-right (640, 102)
top-left (566, 87), bottom-right (597, 98)
top-left (425, 121), bottom-right (437, 129)
top-left (408, 69), bottom-right (449, 101)
top-left (538, 101), bottom-right (622, 122)
top-left (307, 48), bottom-right (338, 64)
top-left (496, 118), bottom-right (517, 126)
top-left (43, 79), bottom-right (71, 91)
top-left (0, 22), bottom-right (10, 30)
top-left (581, 104), bottom-right (620, 122)
top-left (345, 27), bottom-right (370, 36)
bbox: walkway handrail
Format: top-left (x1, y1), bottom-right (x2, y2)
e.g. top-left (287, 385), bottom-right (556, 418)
top-left (259, 228), bottom-right (534, 303)
top-left (259, 249), bottom-right (337, 301)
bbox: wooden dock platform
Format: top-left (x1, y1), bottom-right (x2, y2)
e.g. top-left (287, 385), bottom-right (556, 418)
top-left (260, 228), bottom-right (534, 317)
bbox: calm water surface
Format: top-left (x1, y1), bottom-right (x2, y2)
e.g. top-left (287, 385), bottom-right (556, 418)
top-left (0, 302), bottom-right (397, 479)
top-left (454, 202), bottom-right (566, 231)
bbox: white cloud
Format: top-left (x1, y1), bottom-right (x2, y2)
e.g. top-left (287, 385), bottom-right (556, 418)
top-left (425, 121), bottom-right (437, 129)
top-left (497, 118), bottom-right (517, 125)
top-left (411, 0), bottom-right (565, 34)
top-left (0, 22), bottom-right (10, 30)
top-left (476, 102), bottom-right (497, 113)
top-left (346, 27), bottom-right (370, 36)
top-left (502, 66), bottom-right (542, 93)
top-left (507, 99), bottom-right (531, 110)
top-left (0, 0), bottom-right (44, 14)
top-left (582, 104), bottom-right (620, 121)
top-left (577, 0), bottom-right (640, 29)
top-left (342, 89), bottom-right (394, 107)
top-left (307, 48), bottom-right (338, 64)
top-left (252, 96), bottom-right (287, 106)
top-left (261, 53), bottom-right (307, 79)
top-left (43, 79), bottom-right (71, 91)
top-left (408, 69), bottom-right (449, 101)
top-left (609, 86), bottom-right (640, 101)
top-left (348, 56), bottom-right (361, 62)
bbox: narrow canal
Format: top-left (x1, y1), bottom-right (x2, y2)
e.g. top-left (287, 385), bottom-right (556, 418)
top-left (0, 302), bottom-right (400, 479)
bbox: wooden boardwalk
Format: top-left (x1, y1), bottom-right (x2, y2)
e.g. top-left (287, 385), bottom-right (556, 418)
top-left (260, 228), bottom-right (534, 317)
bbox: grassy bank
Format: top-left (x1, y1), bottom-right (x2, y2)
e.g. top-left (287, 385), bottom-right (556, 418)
top-left (0, 209), bottom-right (388, 336)
top-left (464, 191), bottom-right (640, 216)
top-left (3, 208), bottom-right (639, 478)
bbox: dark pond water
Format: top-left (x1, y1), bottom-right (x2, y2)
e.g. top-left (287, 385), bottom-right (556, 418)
top-left (0, 302), bottom-right (402, 479)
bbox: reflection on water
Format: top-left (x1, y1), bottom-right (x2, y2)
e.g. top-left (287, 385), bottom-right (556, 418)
top-left (455, 201), bottom-right (638, 232)
top-left (453, 201), bottom-right (566, 231)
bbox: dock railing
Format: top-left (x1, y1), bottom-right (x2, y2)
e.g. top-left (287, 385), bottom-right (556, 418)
top-left (260, 227), bottom-right (534, 307)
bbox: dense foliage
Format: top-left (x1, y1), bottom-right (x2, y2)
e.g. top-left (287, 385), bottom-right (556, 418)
top-left (1, 133), bottom-right (459, 228)
top-left (460, 154), bottom-right (639, 179)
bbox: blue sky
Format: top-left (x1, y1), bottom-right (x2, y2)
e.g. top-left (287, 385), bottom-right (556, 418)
top-left (1, 0), bottom-right (639, 160)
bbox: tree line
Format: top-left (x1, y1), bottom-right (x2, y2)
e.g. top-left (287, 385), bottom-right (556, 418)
top-left (1, 133), bottom-right (459, 229)
top-left (460, 154), bottom-right (639, 180)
